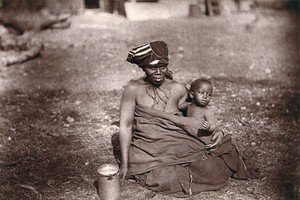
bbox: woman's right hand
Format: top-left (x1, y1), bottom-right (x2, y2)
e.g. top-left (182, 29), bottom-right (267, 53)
top-left (205, 130), bottom-right (223, 149)
top-left (119, 164), bottom-right (128, 180)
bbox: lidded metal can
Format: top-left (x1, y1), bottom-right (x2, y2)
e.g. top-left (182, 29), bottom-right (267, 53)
top-left (97, 164), bottom-right (120, 200)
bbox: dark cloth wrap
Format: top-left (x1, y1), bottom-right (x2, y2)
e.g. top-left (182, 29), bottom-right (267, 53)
top-left (127, 105), bottom-right (256, 197)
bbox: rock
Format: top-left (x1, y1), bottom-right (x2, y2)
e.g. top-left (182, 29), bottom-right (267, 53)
top-left (75, 100), bottom-right (82, 106)
top-left (265, 68), bottom-right (272, 74)
top-left (66, 116), bottom-right (75, 123)
top-left (0, 9), bottom-right (71, 33)
top-left (239, 0), bottom-right (254, 12)
top-left (0, 25), bottom-right (43, 67)
top-left (178, 46), bottom-right (184, 52)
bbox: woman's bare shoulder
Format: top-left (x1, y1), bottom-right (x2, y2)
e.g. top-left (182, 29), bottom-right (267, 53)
top-left (121, 79), bottom-right (145, 101)
top-left (166, 79), bottom-right (188, 93)
top-left (124, 78), bottom-right (144, 89)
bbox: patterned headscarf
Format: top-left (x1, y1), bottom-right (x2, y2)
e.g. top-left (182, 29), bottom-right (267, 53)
top-left (126, 41), bottom-right (168, 67)
top-left (126, 41), bottom-right (173, 79)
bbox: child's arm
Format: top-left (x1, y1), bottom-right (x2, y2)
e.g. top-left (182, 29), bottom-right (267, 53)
top-left (203, 108), bottom-right (216, 133)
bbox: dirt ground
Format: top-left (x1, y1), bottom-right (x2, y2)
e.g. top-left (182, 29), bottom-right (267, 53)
top-left (0, 8), bottom-right (299, 200)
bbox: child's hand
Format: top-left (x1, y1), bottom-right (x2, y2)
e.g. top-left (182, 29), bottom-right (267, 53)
top-left (202, 120), bottom-right (210, 130)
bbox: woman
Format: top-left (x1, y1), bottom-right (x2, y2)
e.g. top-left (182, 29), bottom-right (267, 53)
top-left (119, 41), bottom-right (253, 197)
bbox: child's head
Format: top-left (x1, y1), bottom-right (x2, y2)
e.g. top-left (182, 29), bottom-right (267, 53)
top-left (189, 78), bottom-right (213, 107)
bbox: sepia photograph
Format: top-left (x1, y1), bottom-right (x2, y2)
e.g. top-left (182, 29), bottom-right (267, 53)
top-left (0, 0), bottom-right (299, 199)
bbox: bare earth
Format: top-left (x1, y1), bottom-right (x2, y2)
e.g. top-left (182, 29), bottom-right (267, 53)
top-left (0, 8), bottom-right (299, 200)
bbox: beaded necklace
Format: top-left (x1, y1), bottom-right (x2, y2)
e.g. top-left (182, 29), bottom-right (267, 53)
top-left (135, 77), bottom-right (171, 110)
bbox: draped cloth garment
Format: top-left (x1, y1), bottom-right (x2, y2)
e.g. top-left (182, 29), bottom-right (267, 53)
top-left (126, 105), bottom-right (253, 197)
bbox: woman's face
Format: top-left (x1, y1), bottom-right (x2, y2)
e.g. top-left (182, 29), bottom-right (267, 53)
top-left (143, 65), bottom-right (168, 86)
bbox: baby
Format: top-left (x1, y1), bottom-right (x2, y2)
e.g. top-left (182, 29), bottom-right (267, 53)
top-left (185, 78), bottom-right (217, 149)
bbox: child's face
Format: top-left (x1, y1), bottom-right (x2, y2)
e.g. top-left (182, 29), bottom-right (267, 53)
top-left (190, 83), bottom-right (213, 107)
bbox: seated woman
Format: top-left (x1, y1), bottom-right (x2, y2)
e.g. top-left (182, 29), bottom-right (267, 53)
top-left (119, 41), bottom-right (254, 197)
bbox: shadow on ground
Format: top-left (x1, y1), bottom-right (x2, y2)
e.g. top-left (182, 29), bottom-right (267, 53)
top-left (0, 87), bottom-right (89, 199)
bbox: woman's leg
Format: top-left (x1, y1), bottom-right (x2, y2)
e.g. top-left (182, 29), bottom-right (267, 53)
top-left (188, 156), bottom-right (232, 194)
top-left (134, 156), bottom-right (232, 196)
top-left (134, 165), bottom-right (191, 197)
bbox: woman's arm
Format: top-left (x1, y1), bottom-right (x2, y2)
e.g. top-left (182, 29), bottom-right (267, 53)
top-left (177, 83), bottom-right (189, 112)
top-left (119, 84), bottom-right (136, 179)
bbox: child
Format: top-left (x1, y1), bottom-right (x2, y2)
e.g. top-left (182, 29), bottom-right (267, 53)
top-left (185, 78), bottom-right (217, 149)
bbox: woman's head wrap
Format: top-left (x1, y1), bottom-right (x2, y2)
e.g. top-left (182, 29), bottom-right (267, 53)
top-left (126, 41), bottom-right (173, 80)
top-left (126, 41), bottom-right (169, 68)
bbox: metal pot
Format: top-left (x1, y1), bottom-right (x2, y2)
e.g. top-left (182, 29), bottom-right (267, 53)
top-left (97, 164), bottom-right (120, 200)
